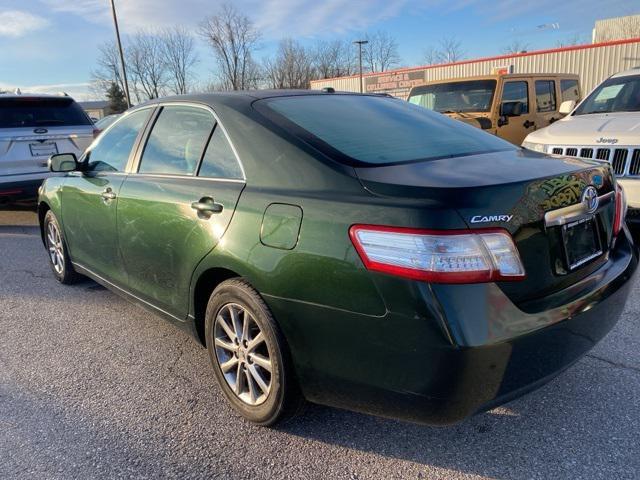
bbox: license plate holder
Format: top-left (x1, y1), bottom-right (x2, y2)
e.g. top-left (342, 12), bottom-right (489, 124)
top-left (29, 142), bottom-right (58, 157)
top-left (561, 216), bottom-right (602, 271)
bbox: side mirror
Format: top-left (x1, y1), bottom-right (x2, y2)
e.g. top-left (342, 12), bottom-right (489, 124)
top-left (501, 101), bottom-right (523, 117)
top-left (559, 100), bottom-right (576, 115)
top-left (49, 153), bottom-right (78, 172)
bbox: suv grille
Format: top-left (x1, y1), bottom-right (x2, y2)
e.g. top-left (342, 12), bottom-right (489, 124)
top-left (550, 146), bottom-right (640, 177)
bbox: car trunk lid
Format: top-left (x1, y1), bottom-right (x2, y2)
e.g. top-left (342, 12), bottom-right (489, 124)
top-left (354, 149), bottom-right (617, 306)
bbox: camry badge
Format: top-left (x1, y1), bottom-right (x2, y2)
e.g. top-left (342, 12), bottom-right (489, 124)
top-left (470, 214), bottom-right (513, 223)
top-left (582, 186), bottom-right (599, 214)
top-left (34, 128), bottom-right (48, 134)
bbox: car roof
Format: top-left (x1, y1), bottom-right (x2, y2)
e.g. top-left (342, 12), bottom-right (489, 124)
top-left (136, 89), bottom-right (371, 109)
top-left (0, 92), bottom-right (76, 101)
top-left (611, 67), bottom-right (640, 78)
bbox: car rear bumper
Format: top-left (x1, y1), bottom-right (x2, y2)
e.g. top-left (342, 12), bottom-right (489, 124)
top-left (0, 173), bottom-right (57, 203)
top-left (266, 228), bottom-right (638, 425)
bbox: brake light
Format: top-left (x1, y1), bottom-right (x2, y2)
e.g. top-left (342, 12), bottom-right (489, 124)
top-left (613, 183), bottom-right (627, 236)
top-left (93, 128), bottom-right (101, 138)
top-left (349, 225), bottom-right (525, 284)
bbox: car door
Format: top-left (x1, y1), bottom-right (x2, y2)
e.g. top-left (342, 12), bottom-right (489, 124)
top-left (60, 108), bottom-right (153, 285)
top-left (495, 78), bottom-right (537, 145)
top-left (116, 104), bottom-right (245, 318)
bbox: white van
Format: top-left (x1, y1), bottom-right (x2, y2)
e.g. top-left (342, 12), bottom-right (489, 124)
top-left (522, 68), bottom-right (640, 223)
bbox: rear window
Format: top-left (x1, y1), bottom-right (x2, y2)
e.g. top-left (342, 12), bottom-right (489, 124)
top-left (0, 97), bottom-right (92, 128)
top-left (257, 95), bottom-right (513, 166)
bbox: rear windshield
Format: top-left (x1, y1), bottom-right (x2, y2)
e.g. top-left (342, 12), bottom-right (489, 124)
top-left (257, 94), bottom-right (513, 166)
top-left (0, 97), bottom-right (92, 128)
top-left (408, 80), bottom-right (497, 113)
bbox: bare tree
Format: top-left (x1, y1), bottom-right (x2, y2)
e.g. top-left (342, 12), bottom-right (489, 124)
top-left (362, 31), bottom-right (401, 73)
top-left (313, 40), bottom-right (355, 79)
top-left (199, 4), bottom-right (261, 90)
top-left (161, 26), bottom-right (198, 94)
top-left (502, 39), bottom-right (529, 54)
top-left (127, 31), bottom-right (169, 100)
top-left (435, 36), bottom-right (464, 63)
top-left (91, 41), bottom-right (126, 98)
top-left (556, 33), bottom-right (584, 48)
top-left (264, 39), bottom-right (315, 89)
top-left (422, 46), bottom-right (439, 65)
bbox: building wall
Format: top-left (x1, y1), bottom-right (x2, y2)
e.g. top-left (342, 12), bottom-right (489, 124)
top-left (593, 15), bottom-right (640, 43)
top-left (310, 38), bottom-right (640, 99)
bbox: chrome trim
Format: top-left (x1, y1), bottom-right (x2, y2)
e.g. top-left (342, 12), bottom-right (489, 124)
top-left (544, 191), bottom-right (614, 227)
top-left (127, 172), bottom-right (246, 184)
top-left (549, 145), bottom-right (640, 178)
top-left (71, 262), bottom-right (184, 322)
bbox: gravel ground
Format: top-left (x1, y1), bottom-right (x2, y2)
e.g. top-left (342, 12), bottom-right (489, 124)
top-left (1, 211), bottom-right (639, 479)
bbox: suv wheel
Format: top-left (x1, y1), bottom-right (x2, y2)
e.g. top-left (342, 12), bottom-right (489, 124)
top-left (205, 278), bottom-right (304, 425)
top-left (43, 210), bottom-right (82, 284)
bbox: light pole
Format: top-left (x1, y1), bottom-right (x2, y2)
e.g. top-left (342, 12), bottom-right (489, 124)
top-left (109, 0), bottom-right (131, 108)
top-left (353, 40), bottom-right (368, 93)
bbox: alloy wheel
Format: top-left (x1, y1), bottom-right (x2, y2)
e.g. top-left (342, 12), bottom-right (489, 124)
top-left (214, 303), bottom-right (273, 406)
top-left (46, 222), bottom-right (64, 275)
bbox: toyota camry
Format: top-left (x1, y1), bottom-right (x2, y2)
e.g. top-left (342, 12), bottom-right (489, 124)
top-left (38, 90), bottom-right (637, 426)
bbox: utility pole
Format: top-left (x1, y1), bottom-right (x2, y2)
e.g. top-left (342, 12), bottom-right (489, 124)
top-left (109, 0), bottom-right (131, 108)
top-left (353, 40), bottom-right (368, 93)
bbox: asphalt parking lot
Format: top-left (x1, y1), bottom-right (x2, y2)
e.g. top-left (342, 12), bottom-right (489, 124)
top-left (1, 209), bottom-right (639, 480)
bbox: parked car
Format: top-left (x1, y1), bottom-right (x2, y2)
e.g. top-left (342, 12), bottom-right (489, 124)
top-left (38, 91), bottom-right (636, 426)
top-left (94, 113), bottom-right (121, 133)
top-left (0, 92), bottom-right (96, 204)
top-left (408, 73), bottom-right (581, 145)
top-left (523, 68), bottom-right (640, 226)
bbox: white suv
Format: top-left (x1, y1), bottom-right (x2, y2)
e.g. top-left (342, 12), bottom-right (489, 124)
top-left (0, 92), bottom-right (96, 204)
top-left (522, 68), bottom-right (640, 223)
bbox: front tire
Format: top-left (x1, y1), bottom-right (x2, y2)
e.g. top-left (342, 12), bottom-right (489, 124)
top-left (43, 210), bottom-right (82, 284)
top-left (205, 278), bottom-right (303, 425)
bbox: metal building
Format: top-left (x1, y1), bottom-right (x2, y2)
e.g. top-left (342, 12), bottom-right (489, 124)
top-left (310, 38), bottom-right (640, 99)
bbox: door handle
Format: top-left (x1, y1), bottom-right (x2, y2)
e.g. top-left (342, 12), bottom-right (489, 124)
top-left (523, 120), bottom-right (535, 129)
top-left (191, 197), bottom-right (223, 214)
top-left (101, 188), bottom-right (116, 201)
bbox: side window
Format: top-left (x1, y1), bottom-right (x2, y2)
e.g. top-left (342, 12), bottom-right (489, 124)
top-left (138, 106), bottom-right (215, 176)
top-left (535, 80), bottom-right (557, 112)
top-left (198, 126), bottom-right (243, 180)
top-left (560, 79), bottom-right (580, 102)
top-left (501, 81), bottom-right (529, 114)
top-left (87, 109), bottom-right (150, 172)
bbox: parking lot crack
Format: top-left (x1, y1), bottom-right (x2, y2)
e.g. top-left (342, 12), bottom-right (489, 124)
top-left (585, 353), bottom-right (640, 374)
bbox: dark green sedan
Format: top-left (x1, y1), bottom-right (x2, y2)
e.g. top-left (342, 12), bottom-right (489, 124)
top-left (38, 91), bottom-right (637, 426)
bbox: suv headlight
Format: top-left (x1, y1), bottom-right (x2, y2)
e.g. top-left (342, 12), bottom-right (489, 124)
top-left (522, 141), bottom-right (547, 153)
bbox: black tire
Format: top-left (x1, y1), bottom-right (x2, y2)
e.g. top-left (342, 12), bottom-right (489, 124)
top-left (43, 210), bottom-right (82, 284)
top-left (205, 278), bottom-right (304, 426)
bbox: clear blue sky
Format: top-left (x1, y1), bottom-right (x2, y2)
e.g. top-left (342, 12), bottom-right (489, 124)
top-left (0, 0), bottom-right (637, 99)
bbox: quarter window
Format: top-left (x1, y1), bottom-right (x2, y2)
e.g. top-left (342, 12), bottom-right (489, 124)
top-left (86, 108), bottom-right (150, 172)
top-left (139, 106), bottom-right (215, 176)
top-left (560, 79), bottom-right (580, 102)
top-left (501, 81), bottom-right (529, 114)
top-left (535, 80), bottom-right (557, 112)
top-left (198, 126), bottom-right (243, 179)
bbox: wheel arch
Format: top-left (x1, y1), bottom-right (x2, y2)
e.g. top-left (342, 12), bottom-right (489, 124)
top-left (37, 201), bottom-right (51, 246)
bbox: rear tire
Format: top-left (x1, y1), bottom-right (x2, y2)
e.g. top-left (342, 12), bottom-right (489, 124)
top-left (43, 210), bottom-right (82, 284)
top-left (205, 278), bottom-right (304, 426)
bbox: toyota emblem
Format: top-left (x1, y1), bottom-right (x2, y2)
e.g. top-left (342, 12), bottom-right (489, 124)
top-left (582, 186), bottom-right (599, 214)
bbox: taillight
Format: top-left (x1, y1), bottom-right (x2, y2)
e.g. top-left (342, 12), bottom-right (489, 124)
top-left (93, 128), bottom-right (102, 138)
top-left (613, 183), bottom-right (627, 236)
top-left (349, 225), bottom-right (525, 284)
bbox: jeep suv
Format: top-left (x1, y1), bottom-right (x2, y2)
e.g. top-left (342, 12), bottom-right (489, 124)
top-left (408, 73), bottom-right (581, 145)
top-left (522, 68), bottom-right (640, 224)
top-left (0, 93), bottom-right (96, 205)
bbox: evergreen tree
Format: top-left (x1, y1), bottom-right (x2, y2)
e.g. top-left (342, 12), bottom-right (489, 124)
top-left (106, 82), bottom-right (128, 114)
